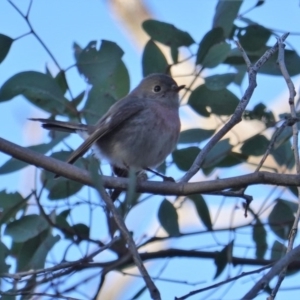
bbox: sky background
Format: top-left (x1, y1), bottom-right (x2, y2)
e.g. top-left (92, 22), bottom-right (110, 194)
top-left (1, 0), bottom-right (300, 299)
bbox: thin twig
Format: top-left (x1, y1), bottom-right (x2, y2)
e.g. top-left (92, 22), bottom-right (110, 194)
top-left (242, 244), bottom-right (300, 299)
top-left (176, 264), bottom-right (272, 300)
top-left (92, 172), bottom-right (161, 300)
top-left (0, 237), bottom-right (118, 280)
top-left (268, 34), bottom-right (300, 299)
top-left (180, 33), bottom-right (290, 183)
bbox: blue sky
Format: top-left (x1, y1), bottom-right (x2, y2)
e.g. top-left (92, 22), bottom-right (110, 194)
top-left (1, 1), bottom-right (300, 299)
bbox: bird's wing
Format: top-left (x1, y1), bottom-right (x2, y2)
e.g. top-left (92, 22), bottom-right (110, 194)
top-left (66, 99), bottom-right (145, 165)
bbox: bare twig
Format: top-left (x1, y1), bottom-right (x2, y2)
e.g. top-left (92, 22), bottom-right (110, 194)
top-left (91, 172), bottom-right (161, 300)
top-left (176, 264), bottom-right (272, 300)
top-left (0, 237), bottom-right (118, 280)
top-left (268, 35), bottom-right (300, 299)
top-left (180, 33), bottom-right (290, 183)
top-left (242, 244), bottom-right (300, 299)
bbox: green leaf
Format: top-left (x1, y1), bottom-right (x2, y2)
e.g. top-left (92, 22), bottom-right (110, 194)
top-left (0, 241), bottom-right (10, 274)
top-left (201, 42), bottom-right (231, 69)
top-left (271, 141), bottom-right (295, 169)
top-left (196, 27), bottom-right (225, 65)
top-left (233, 65), bottom-right (247, 86)
top-left (243, 103), bottom-right (275, 127)
top-left (205, 73), bottom-right (236, 91)
top-left (27, 234), bottom-right (60, 269)
top-left (178, 128), bottom-right (215, 144)
top-left (268, 199), bottom-right (295, 240)
top-left (54, 70), bottom-right (68, 95)
top-left (5, 215), bottom-right (49, 242)
top-left (75, 40), bottom-right (125, 85)
top-left (252, 219), bottom-right (267, 259)
top-left (170, 46), bottom-right (179, 64)
top-left (143, 20), bottom-right (194, 48)
top-left (217, 152), bottom-right (248, 168)
top-left (225, 48), bottom-right (300, 77)
top-left (0, 133), bottom-right (68, 174)
top-left (83, 83), bottom-right (118, 124)
top-left (158, 199), bottom-right (180, 237)
top-left (41, 151), bottom-right (85, 200)
top-left (273, 126), bottom-right (292, 149)
top-left (14, 229), bottom-right (58, 271)
top-left (261, 49), bottom-right (300, 76)
top-left (172, 147), bottom-right (200, 171)
top-left (0, 34), bottom-right (13, 63)
top-left (188, 84), bottom-right (239, 117)
top-left (238, 25), bottom-right (271, 52)
top-left (188, 195), bottom-right (212, 230)
top-left (0, 190), bottom-right (27, 225)
top-left (71, 223), bottom-right (90, 240)
top-left (213, 0), bottom-right (243, 38)
top-left (214, 240), bottom-right (234, 279)
top-left (0, 71), bottom-right (70, 114)
top-left (240, 134), bottom-right (269, 156)
top-left (71, 91), bottom-right (85, 107)
top-left (271, 240), bottom-right (286, 261)
top-left (55, 209), bottom-right (72, 235)
top-left (142, 40), bottom-right (169, 77)
top-left (75, 41), bottom-right (130, 113)
top-left (202, 139), bottom-right (232, 169)
top-left (48, 179), bottom-right (84, 200)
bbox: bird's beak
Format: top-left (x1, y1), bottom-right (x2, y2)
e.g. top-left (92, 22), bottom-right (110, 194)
top-left (174, 85), bottom-right (185, 93)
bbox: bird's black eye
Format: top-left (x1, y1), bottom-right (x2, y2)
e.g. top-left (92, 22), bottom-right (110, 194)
top-left (153, 85), bottom-right (161, 92)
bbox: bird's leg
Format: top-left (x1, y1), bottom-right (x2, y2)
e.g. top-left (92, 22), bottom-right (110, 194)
top-left (146, 168), bottom-right (175, 182)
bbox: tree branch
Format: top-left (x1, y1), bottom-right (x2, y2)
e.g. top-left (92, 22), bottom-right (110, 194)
top-left (180, 32), bottom-right (290, 183)
top-left (2, 136), bottom-right (300, 196)
top-left (242, 244), bottom-right (300, 299)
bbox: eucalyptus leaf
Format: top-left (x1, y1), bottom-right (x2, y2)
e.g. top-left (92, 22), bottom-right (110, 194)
top-left (158, 199), bottom-right (180, 237)
top-left (252, 219), bottom-right (267, 259)
top-left (202, 139), bottom-right (232, 168)
top-left (205, 73), bottom-right (236, 90)
top-left (268, 199), bottom-right (295, 240)
top-left (196, 27), bottom-right (225, 65)
top-left (240, 134), bottom-right (269, 156)
top-left (178, 128), bottom-right (215, 144)
top-left (75, 40), bottom-right (125, 85)
top-left (271, 140), bottom-right (295, 169)
top-left (172, 147), bottom-right (200, 171)
top-left (201, 42), bottom-right (231, 69)
top-left (188, 194), bottom-right (212, 230)
top-left (0, 71), bottom-right (70, 114)
top-left (188, 84), bottom-right (239, 117)
top-left (214, 240), bottom-right (234, 279)
top-left (0, 132), bottom-right (69, 175)
top-left (143, 20), bottom-right (194, 48)
top-left (41, 151), bottom-right (85, 200)
top-left (5, 215), bottom-right (49, 242)
top-left (238, 25), bottom-right (271, 52)
top-left (0, 190), bottom-right (27, 225)
top-left (213, 0), bottom-right (242, 38)
top-left (0, 34), bottom-right (13, 63)
top-left (142, 40), bottom-right (169, 76)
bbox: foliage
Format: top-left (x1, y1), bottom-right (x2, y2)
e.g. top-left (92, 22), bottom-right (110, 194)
top-left (0, 1), bottom-right (300, 300)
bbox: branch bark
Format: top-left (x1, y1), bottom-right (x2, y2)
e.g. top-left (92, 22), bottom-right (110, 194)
top-left (1, 136), bottom-right (300, 196)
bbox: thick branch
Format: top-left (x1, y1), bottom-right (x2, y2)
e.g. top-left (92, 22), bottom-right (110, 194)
top-left (2, 137), bottom-right (300, 196)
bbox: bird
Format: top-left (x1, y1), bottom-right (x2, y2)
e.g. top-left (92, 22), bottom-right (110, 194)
top-left (31, 73), bottom-right (184, 180)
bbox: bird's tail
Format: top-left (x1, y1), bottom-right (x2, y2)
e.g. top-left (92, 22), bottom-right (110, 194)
top-left (29, 118), bottom-right (89, 133)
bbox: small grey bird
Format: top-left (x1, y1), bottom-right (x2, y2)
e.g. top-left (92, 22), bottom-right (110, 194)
top-left (31, 73), bottom-right (184, 176)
